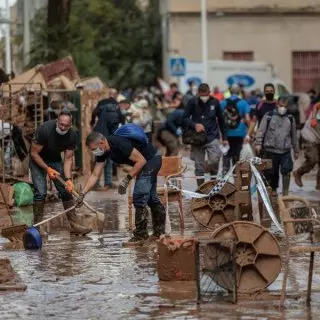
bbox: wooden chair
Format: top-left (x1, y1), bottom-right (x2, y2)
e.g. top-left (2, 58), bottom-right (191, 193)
top-left (278, 195), bottom-right (320, 306)
top-left (128, 156), bottom-right (186, 231)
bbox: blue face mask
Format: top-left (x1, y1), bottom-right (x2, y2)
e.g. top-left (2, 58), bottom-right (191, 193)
top-left (121, 109), bottom-right (127, 116)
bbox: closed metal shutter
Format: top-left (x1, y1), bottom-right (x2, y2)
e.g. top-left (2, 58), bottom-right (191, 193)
top-left (292, 51), bottom-right (320, 92)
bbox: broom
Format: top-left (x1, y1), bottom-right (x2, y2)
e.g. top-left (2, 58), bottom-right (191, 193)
top-left (0, 185), bottom-right (28, 242)
top-left (55, 176), bottom-right (105, 225)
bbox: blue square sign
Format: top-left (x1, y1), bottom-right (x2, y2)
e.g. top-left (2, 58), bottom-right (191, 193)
top-left (169, 57), bottom-right (186, 77)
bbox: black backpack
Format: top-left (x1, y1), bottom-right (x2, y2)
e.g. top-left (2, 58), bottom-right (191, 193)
top-left (223, 98), bottom-right (241, 129)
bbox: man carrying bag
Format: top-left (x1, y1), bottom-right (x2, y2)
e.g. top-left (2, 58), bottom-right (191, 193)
top-left (183, 83), bottom-right (228, 186)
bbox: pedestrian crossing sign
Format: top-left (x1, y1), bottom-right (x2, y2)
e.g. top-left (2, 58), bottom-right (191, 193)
top-left (169, 57), bottom-right (186, 77)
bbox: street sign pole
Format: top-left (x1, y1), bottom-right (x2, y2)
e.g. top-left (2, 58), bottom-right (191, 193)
top-left (5, 0), bottom-right (11, 74)
top-left (201, 0), bottom-right (208, 83)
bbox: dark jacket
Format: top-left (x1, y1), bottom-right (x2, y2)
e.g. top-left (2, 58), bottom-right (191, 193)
top-left (91, 98), bottom-right (124, 137)
top-left (183, 96), bottom-right (226, 142)
top-left (164, 109), bottom-right (184, 137)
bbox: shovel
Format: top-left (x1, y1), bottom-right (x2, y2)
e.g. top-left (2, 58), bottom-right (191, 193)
top-left (0, 185), bottom-right (28, 242)
top-left (55, 176), bottom-right (105, 224)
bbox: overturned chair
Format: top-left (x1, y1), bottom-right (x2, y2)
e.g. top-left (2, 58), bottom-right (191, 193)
top-left (278, 195), bottom-right (320, 306)
top-left (128, 156), bottom-right (186, 231)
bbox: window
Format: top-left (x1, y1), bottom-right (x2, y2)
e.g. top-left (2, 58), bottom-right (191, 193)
top-left (223, 52), bottom-right (254, 61)
top-left (292, 51), bottom-right (320, 92)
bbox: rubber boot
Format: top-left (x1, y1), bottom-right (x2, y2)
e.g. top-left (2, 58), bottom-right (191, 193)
top-left (63, 200), bottom-right (92, 235)
top-left (33, 200), bottom-right (45, 224)
top-left (197, 178), bottom-right (205, 187)
top-left (150, 203), bottom-right (166, 238)
top-left (282, 175), bottom-right (291, 196)
top-left (128, 207), bottom-right (149, 243)
top-left (33, 200), bottom-right (48, 237)
top-left (293, 170), bottom-right (303, 187)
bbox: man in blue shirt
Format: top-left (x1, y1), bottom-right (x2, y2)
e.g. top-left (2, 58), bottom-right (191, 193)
top-left (220, 84), bottom-right (251, 174)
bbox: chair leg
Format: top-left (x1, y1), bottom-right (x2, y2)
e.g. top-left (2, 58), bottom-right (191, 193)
top-left (128, 183), bottom-right (133, 231)
top-left (178, 195), bottom-right (184, 232)
top-left (280, 250), bottom-right (290, 307)
top-left (307, 252), bottom-right (315, 304)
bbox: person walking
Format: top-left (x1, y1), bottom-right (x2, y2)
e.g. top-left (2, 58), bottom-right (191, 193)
top-left (293, 102), bottom-right (320, 190)
top-left (248, 83), bottom-right (278, 138)
top-left (76, 129), bottom-right (166, 243)
top-left (183, 83), bottom-right (228, 186)
top-left (29, 111), bottom-right (91, 235)
top-left (90, 88), bottom-right (124, 190)
top-left (255, 97), bottom-right (299, 195)
top-left (220, 84), bottom-right (251, 174)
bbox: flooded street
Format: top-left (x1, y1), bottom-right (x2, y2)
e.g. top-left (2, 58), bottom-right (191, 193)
top-left (1, 159), bottom-right (320, 320)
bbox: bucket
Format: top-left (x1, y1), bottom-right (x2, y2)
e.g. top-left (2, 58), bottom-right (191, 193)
top-left (23, 227), bottom-right (42, 250)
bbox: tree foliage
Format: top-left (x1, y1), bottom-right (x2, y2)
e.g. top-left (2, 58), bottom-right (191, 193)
top-left (28, 0), bottom-right (162, 89)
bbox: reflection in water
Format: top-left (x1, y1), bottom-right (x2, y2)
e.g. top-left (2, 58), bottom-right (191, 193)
top-left (0, 197), bottom-right (320, 320)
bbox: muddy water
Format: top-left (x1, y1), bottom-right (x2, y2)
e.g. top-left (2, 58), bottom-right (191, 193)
top-left (1, 190), bottom-right (320, 320)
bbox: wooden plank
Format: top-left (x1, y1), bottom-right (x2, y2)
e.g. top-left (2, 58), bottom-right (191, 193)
top-left (0, 184), bottom-right (14, 207)
top-left (0, 284), bottom-right (27, 291)
top-left (0, 216), bottom-right (12, 231)
top-left (0, 206), bottom-right (10, 217)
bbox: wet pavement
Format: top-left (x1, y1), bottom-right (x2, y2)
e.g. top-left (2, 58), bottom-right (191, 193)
top-left (1, 156), bottom-right (320, 320)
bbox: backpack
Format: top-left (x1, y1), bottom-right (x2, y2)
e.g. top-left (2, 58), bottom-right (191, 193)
top-left (223, 98), bottom-right (241, 129)
top-left (114, 123), bottom-right (149, 145)
top-left (263, 111), bottom-right (293, 145)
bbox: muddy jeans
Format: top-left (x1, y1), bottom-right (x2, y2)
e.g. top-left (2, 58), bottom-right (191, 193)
top-left (263, 151), bottom-right (293, 190)
top-left (190, 139), bottom-right (221, 177)
top-left (160, 130), bottom-right (180, 156)
top-left (297, 142), bottom-right (320, 185)
top-left (29, 159), bottom-right (73, 202)
top-left (104, 158), bottom-right (113, 186)
top-left (133, 154), bottom-right (162, 208)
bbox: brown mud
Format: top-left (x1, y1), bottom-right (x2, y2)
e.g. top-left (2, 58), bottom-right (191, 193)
top-left (0, 156), bottom-right (319, 319)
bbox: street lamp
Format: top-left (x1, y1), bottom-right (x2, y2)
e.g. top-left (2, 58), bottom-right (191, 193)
top-left (201, 0), bottom-right (208, 83)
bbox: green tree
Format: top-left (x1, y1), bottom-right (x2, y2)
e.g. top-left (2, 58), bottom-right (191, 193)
top-left (28, 0), bottom-right (162, 89)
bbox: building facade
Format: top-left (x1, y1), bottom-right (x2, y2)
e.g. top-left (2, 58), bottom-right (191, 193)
top-left (161, 0), bottom-right (320, 92)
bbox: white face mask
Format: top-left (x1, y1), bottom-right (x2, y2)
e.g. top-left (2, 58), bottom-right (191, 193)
top-left (200, 96), bottom-right (209, 103)
top-left (56, 126), bottom-right (69, 135)
top-left (316, 112), bottom-right (320, 120)
top-left (278, 107), bottom-right (287, 115)
top-left (92, 147), bottom-right (104, 157)
top-left (191, 86), bottom-right (198, 95)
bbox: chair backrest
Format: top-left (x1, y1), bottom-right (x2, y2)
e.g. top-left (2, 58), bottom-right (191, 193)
top-left (158, 156), bottom-right (183, 178)
top-left (278, 196), bottom-right (313, 236)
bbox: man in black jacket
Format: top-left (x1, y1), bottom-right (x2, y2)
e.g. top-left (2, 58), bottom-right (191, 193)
top-left (91, 88), bottom-right (125, 190)
top-left (183, 83), bottom-right (228, 186)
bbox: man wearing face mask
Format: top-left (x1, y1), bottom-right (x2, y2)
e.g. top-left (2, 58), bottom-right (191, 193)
top-left (91, 88), bottom-right (125, 190)
top-left (183, 83), bottom-right (228, 186)
top-left (248, 83), bottom-right (278, 140)
top-left (76, 131), bottom-right (166, 243)
top-left (29, 111), bottom-right (91, 235)
top-left (255, 97), bottom-right (299, 195)
top-left (119, 99), bottom-right (131, 121)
